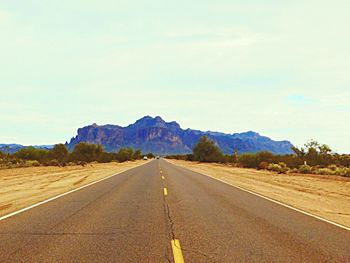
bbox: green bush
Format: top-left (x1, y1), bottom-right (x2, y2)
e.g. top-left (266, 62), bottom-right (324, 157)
top-left (298, 164), bottom-right (313, 174)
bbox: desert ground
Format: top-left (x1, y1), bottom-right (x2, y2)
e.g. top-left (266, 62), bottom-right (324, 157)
top-left (0, 161), bottom-right (146, 217)
top-left (167, 159), bottom-right (350, 228)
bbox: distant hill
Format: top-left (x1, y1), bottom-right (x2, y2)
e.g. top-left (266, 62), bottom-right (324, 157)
top-left (0, 144), bottom-right (53, 154)
top-left (67, 116), bottom-right (293, 155)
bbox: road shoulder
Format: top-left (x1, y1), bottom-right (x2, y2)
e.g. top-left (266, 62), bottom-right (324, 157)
top-left (167, 159), bottom-right (350, 228)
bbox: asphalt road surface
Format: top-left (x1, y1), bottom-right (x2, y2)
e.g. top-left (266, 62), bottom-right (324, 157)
top-left (0, 160), bottom-right (349, 262)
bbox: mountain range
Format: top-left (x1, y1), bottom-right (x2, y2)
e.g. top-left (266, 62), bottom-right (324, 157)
top-left (0, 116), bottom-right (293, 155)
top-left (66, 116), bottom-right (293, 155)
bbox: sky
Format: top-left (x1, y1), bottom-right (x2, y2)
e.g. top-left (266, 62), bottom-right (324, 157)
top-left (0, 0), bottom-right (349, 152)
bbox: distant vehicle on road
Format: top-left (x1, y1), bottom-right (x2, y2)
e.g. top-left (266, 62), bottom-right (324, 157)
top-left (156, 156), bottom-right (160, 159)
top-left (143, 156), bottom-right (148, 160)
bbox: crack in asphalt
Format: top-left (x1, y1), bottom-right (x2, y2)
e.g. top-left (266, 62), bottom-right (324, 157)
top-left (161, 163), bottom-right (219, 262)
top-left (161, 167), bottom-right (177, 262)
top-left (162, 171), bottom-right (213, 262)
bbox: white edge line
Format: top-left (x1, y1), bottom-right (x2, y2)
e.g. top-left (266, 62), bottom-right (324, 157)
top-left (0, 163), bottom-right (146, 222)
top-left (166, 160), bottom-right (350, 231)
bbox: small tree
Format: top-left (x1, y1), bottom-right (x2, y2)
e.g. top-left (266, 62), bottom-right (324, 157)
top-left (116, 148), bottom-right (134, 162)
top-left (133, 149), bottom-right (142, 160)
top-left (292, 139), bottom-right (333, 166)
top-left (146, 152), bottom-right (155, 159)
top-left (193, 136), bottom-right (224, 163)
top-left (50, 144), bottom-right (69, 164)
top-left (71, 143), bottom-right (103, 163)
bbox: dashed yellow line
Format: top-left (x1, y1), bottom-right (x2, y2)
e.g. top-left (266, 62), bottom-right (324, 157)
top-left (171, 239), bottom-right (185, 263)
top-left (161, 175), bottom-right (165, 180)
top-left (163, 187), bottom-right (168, 196)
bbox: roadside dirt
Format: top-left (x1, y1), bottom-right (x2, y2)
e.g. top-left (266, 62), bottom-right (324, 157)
top-left (0, 161), bottom-right (146, 217)
top-left (167, 160), bottom-right (350, 228)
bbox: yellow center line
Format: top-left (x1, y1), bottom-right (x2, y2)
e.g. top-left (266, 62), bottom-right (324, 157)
top-left (163, 187), bottom-right (168, 196)
top-left (171, 239), bottom-right (185, 263)
top-left (161, 175), bottom-right (165, 180)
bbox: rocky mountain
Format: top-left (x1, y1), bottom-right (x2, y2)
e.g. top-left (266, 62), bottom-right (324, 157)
top-left (67, 116), bottom-right (293, 155)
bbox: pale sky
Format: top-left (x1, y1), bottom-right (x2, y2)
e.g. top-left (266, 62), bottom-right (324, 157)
top-left (0, 0), bottom-right (349, 152)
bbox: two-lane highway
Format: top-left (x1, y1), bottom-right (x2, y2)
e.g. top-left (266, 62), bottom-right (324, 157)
top-left (0, 160), bottom-right (349, 262)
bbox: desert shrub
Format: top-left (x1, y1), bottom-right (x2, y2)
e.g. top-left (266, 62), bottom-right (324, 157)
top-left (15, 147), bottom-right (50, 162)
top-left (336, 154), bottom-right (350, 167)
top-left (76, 161), bottom-right (88, 167)
top-left (327, 164), bottom-right (338, 171)
top-left (24, 160), bottom-right (41, 167)
top-left (333, 167), bottom-right (350, 177)
top-left (258, 161), bottom-right (269, 170)
top-left (276, 154), bottom-right (304, 168)
top-left (289, 168), bottom-right (299, 173)
top-left (184, 154), bottom-right (193, 161)
top-left (298, 164), bottom-right (312, 174)
top-left (308, 166), bottom-right (350, 177)
top-left (45, 159), bottom-right (61, 166)
top-left (256, 151), bottom-right (275, 163)
top-left (97, 152), bottom-right (114, 163)
top-left (238, 154), bottom-right (260, 168)
top-left (166, 154), bottom-right (194, 161)
top-left (315, 168), bottom-right (334, 175)
top-left (267, 162), bottom-right (289, 174)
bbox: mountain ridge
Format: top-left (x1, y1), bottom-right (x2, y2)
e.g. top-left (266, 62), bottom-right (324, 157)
top-left (67, 116), bottom-right (293, 155)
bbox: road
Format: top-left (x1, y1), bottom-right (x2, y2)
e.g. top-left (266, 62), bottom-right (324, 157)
top-left (0, 160), bottom-right (349, 262)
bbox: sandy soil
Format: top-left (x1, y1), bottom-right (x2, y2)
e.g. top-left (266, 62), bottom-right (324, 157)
top-left (167, 160), bottom-right (350, 228)
top-left (0, 161), bottom-right (146, 217)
